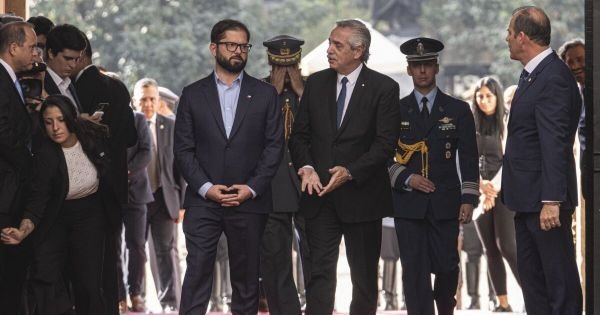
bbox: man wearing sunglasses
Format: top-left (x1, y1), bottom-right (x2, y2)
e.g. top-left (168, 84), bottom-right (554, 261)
top-left (175, 19), bottom-right (283, 315)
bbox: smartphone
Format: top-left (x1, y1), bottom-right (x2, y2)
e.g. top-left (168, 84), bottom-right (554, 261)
top-left (92, 102), bottom-right (108, 120)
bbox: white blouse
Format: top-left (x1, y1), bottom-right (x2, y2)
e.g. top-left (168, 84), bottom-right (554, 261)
top-left (62, 141), bottom-right (99, 200)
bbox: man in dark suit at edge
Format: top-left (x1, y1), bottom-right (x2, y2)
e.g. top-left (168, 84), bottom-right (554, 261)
top-left (502, 6), bottom-right (582, 314)
top-left (0, 20), bottom-right (37, 314)
top-left (174, 19), bottom-right (283, 315)
top-left (388, 37), bottom-right (479, 315)
top-left (288, 19), bottom-right (401, 315)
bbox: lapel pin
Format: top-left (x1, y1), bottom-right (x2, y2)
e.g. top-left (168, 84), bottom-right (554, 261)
top-left (361, 83), bottom-right (365, 87)
top-left (99, 152), bottom-right (105, 157)
top-left (160, 124), bottom-right (165, 130)
top-left (247, 94), bottom-right (252, 98)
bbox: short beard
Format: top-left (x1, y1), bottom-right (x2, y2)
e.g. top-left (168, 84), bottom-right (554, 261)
top-left (216, 52), bottom-right (246, 74)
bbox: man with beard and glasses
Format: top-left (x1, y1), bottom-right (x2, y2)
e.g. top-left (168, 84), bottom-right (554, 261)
top-left (174, 19), bottom-right (283, 315)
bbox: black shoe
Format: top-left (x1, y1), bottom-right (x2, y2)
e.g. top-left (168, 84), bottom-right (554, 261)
top-left (467, 298), bottom-right (480, 310)
top-left (494, 304), bottom-right (513, 312)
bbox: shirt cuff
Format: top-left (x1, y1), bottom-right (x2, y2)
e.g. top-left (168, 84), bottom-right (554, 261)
top-left (403, 175), bottom-right (413, 191)
top-left (199, 182), bottom-right (213, 199)
top-left (248, 186), bottom-right (257, 199)
top-left (302, 165), bottom-right (314, 170)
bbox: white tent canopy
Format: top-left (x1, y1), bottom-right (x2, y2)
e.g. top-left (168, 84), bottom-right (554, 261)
top-left (300, 20), bottom-right (412, 96)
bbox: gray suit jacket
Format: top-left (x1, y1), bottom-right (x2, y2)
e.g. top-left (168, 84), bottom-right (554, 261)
top-left (126, 111), bottom-right (154, 206)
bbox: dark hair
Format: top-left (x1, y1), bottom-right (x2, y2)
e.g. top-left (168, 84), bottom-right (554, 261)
top-left (0, 21), bottom-right (33, 53)
top-left (46, 24), bottom-right (86, 56)
top-left (80, 30), bottom-right (92, 58)
top-left (210, 19), bottom-right (250, 44)
top-left (40, 94), bottom-right (110, 175)
top-left (512, 6), bottom-right (551, 46)
top-left (558, 38), bottom-right (584, 61)
top-left (471, 76), bottom-right (505, 139)
top-left (26, 16), bottom-right (54, 37)
top-left (335, 19), bottom-right (371, 63)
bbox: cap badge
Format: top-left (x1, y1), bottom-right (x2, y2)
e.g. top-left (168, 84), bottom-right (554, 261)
top-left (417, 42), bottom-right (425, 56)
top-left (280, 48), bottom-right (290, 55)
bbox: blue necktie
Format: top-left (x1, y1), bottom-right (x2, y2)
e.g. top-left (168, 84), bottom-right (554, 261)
top-left (517, 69), bottom-right (529, 90)
top-left (14, 79), bottom-right (24, 103)
top-left (336, 77), bottom-right (348, 128)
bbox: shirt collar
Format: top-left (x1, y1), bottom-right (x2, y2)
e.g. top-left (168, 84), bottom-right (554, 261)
top-left (47, 67), bottom-right (71, 88)
top-left (0, 58), bottom-right (17, 83)
top-left (214, 70), bottom-right (243, 87)
top-left (337, 63), bottom-right (363, 85)
top-left (524, 47), bottom-right (553, 74)
top-left (414, 87), bottom-right (438, 105)
top-left (148, 113), bottom-right (157, 125)
top-left (75, 64), bottom-right (94, 82)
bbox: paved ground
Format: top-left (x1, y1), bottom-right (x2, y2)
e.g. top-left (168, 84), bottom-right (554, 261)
top-left (126, 226), bottom-right (525, 314)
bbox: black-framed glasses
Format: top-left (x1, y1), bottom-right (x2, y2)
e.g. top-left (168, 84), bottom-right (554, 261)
top-left (217, 42), bottom-right (252, 53)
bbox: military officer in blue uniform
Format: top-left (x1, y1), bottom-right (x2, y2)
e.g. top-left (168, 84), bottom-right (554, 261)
top-left (259, 35), bottom-right (308, 315)
top-left (388, 37), bottom-right (480, 315)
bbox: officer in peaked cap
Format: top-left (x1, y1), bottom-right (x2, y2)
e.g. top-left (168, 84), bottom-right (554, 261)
top-left (400, 37), bottom-right (444, 62)
top-left (258, 34), bottom-right (307, 315)
top-left (263, 35), bottom-right (304, 66)
top-left (389, 36), bottom-right (480, 315)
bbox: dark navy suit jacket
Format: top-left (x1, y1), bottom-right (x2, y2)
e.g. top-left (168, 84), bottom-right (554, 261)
top-left (502, 52), bottom-right (581, 212)
top-left (389, 90), bottom-right (479, 220)
top-left (174, 72), bottom-right (283, 214)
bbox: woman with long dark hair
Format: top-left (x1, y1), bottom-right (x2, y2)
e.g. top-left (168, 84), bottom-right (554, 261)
top-left (1, 94), bottom-right (119, 314)
top-left (471, 77), bottom-right (520, 312)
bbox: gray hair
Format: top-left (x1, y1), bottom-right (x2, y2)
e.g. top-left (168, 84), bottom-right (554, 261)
top-left (133, 77), bottom-right (159, 97)
top-left (558, 38), bottom-right (584, 61)
top-left (335, 19), bottom-right (371, 63)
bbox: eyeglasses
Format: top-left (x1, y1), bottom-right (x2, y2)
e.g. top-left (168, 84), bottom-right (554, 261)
top-left (217, 42), bottom-right (252, 53)
top-left (33, 46), bottom-right (44, 56)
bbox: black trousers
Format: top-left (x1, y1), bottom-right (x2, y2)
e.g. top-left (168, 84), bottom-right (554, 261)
top-left (260, 212), bottom-right (301, 315)
top-left (515, 211), bottom-right (582, 315)
top-left (117, 203), bottom-right (148, 299)
top-left (395, 209), bottom-right (459, 315)
top-left (146, 189), bottom-right (179, 308)
top-left (180, 206), bottom-right (267, 315)
top-left (30, 193), bottom-right (107, 315)
top-left (0, 240), bottom-right (31, 314)
top-left (474, 197), bottom-right (520, 296)
top-left (303, 199), bottom-right (381, 315)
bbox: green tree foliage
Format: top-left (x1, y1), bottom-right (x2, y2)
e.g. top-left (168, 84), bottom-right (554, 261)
top-left (30, 0), bottom-right (369, 94)
top-left (420, 0), bottom-right (584, 89)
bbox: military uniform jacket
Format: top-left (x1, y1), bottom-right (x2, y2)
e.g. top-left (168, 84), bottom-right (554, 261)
top-left (389, 89), bottom-right (479, 220)
top-left (263, 78), bottom-right (302, 212)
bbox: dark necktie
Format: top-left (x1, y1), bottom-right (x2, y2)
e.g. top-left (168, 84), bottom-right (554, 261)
top-left (336, 77), bottom-right (348, 128)
top-left (421, 96), bottom-right (429, 122)
top-left (518, 69), bottom-right (529, 90)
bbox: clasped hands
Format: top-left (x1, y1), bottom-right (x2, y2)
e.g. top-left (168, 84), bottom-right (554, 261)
top-left (297, 166), bottom-right (351, 197)
top-left (480, 180), bottom-right (498, 212)
top-left (206, 184), bottom-right (253, 207)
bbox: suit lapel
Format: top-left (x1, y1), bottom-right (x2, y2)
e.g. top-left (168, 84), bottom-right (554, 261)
top-left (512, 52), bottom-right (557, 104)
top-left (229, 72), bottom-right (254, 139)
top-left (326, 70), bottom-right (338, 135)
top-left (204, 73), bottom-right (228, 139)
top-left (337, 67), bottom-right (367, 135)
top-left (405, 92), bottom-right (424, 135)
top-left (424, 91), bottom-right (448, 136)
top-left (0, 64), bottom-right (25, 108)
